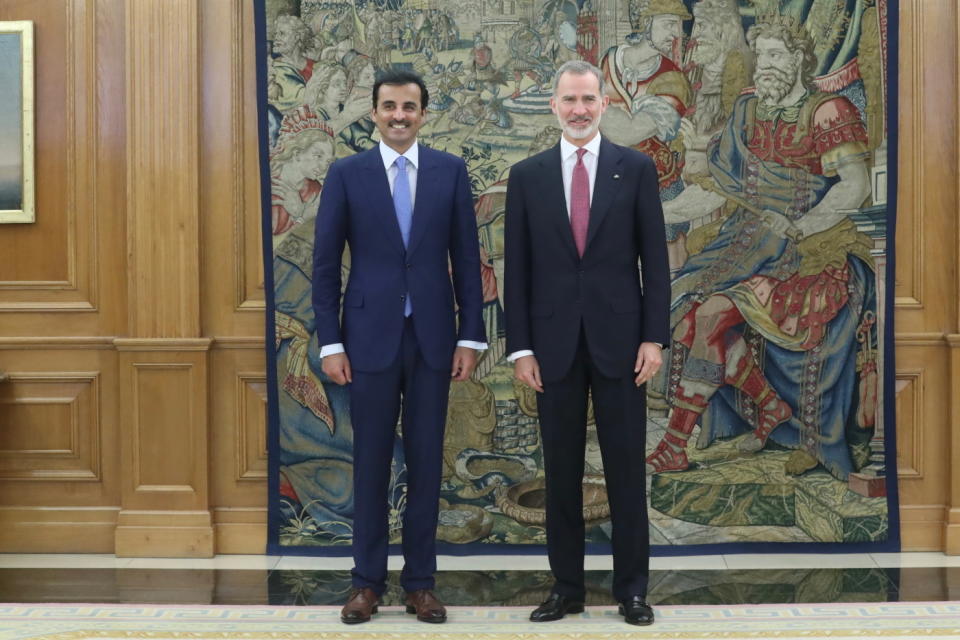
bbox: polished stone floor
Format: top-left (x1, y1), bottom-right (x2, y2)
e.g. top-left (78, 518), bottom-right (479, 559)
top-left (0, 553), bottom-right (958, 605)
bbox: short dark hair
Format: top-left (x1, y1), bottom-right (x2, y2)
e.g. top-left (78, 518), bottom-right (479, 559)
top-left (372, 69), bottom-right (429, 110)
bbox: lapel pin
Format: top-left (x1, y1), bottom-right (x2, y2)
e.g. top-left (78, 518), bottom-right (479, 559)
top-left (613, 174), bottom-right (621, 180)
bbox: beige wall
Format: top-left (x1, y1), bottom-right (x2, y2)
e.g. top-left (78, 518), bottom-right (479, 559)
top-left (0, 0), bottom-right (956, 556)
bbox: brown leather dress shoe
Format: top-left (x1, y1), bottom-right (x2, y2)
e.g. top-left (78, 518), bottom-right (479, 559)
top-left (404, 589), bottom-right (447, 623)
top-left (341, 587), bottom-right (379, 624)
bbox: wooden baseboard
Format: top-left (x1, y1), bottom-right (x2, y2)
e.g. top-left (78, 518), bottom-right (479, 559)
top-left (114, 510), bottom-right (214, 557)
top-left (213, 508), bottom-right (266, 554)
top-left (944, 508), bottom-right (960, 555)
top-left (0, 507), bottom-right (118, 553)
top-left (899, 505), bottom-right (946, 551)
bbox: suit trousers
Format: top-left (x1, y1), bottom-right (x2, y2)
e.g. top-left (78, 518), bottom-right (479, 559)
top-left (536, 325), bottom-right (650, 602)
top-left (349, 317), bottom-right (450, 595)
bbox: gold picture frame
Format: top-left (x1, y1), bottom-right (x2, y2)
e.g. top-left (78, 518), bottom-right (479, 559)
top-left (0, 21), bottom-right (34, 224)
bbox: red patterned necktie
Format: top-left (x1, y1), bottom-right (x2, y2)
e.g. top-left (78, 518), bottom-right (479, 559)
top-left (570, 147), bottom-right (590, 257)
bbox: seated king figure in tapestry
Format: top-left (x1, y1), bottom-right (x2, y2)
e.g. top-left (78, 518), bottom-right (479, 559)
top-left (599, 0), bottom-right (692, 198)
top-left (645, 11), bottom-right (879, 481)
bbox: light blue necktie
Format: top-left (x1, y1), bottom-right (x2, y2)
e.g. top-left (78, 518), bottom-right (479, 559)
top-left (393, 156), bottom-right (413, 316)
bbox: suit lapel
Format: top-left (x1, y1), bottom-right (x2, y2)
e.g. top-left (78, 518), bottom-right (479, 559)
top-left (362, 147), bottom-right (405, 252)
top-left (405, 145), bottom-right (434, 258)
top-left (584, 138), bottom-right (623, 254)
top-left (539, 144), bottom-right (579, 262)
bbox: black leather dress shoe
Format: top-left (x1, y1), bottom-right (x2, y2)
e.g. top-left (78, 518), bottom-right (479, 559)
top-left (529, 593), bottom-right (585, 622)
top-left (618, 596), bottom-right (654, 626)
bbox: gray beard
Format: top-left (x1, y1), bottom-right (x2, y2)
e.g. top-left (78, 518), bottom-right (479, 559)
top-left (559, 114), bottom-right (600, 141)
top-left (755, 71), bottom-right (794, 104)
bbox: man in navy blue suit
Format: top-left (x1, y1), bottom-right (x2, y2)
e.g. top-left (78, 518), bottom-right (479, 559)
top-left (312, 69), bottom-right (486, 625)
top-left (505, 61), bottom-right (670, 626)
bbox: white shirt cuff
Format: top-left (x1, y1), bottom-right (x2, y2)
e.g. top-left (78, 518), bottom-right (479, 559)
top-left (320, 343), bottom-right (345, 358)
top-left (323, 341), bottom-right (488, 357)
top-left (507, 350), bottom-right (534, 363)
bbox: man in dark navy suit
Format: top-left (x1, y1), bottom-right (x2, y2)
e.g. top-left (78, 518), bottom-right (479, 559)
top-left (312, 69), bottom-right (486, 625)
top-left (505, 60), bottom-right (670, 626)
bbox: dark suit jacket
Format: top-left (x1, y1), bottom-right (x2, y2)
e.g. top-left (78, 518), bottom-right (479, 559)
top-left (312, 144), bottom-right (486, 372)
top-left (504, 137), bottom-right (670, 382)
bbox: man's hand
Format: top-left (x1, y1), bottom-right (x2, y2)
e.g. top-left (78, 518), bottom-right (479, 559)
top-left (514, 354), bottom-right (544, 393)
top-left (451, 346), bottom-right (478, 381)
top-left (762, 209), bottom-right (801, 241)
top-left (634, 342), bottom-right (663, 387)
top-left (322, 352), bottom-right (353, 385)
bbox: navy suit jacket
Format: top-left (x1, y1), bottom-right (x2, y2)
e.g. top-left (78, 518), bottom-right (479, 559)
top-left (504, 137), bottom-right (671, 382)
top-left (312, 144), bottom-right (486, 373)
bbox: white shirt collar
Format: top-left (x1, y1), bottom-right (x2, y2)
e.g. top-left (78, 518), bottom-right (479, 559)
top-left (379, 140), bottom-right (419, 171)
top-left (560, 133), bottom-right (601, 162)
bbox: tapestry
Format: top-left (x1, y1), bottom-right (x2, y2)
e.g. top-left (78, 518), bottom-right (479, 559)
top-left (259, 0), bottom-right (899, 554)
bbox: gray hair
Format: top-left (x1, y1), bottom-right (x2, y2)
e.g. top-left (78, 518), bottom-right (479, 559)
top-left (552, 60), bottom-right (606, 96)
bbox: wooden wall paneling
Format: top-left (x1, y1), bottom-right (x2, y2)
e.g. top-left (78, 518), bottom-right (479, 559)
top-left (200, 0), bottom-right (265, 339)
top-left (200, 0), bottom-right (267, 555)
top-left (115, 0), bottom-right (212, 557)
top-left (0, 0), bottom-right (126, 336)
top-left (0, 342), bottom-right (120, 552)
top-left (0, 1), bottom-right (77, 291)
top-left (895, 1), bottom-right (957, 322)
top-left (124, 0), bottom-right (201, 339)
top-left (210, 340), bottom-right (267, 554)
top-left (894, 0), bottom-right (958, 550)
top-left (948, 0), bottom-right (960, 556)
top-left (114, 339), bottom-right (212, 556)
top-left (893, 2), bottom-right (921, 311)
top-left (895, 338), bottom-right (951, 550)
top-left (0, 372), bottom-right (101, 481)
top-left (948, 334), bottom-right (960, 554)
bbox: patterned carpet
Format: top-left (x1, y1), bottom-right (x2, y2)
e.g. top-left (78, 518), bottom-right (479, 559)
top-left (2, 602), bottom-right (959, 639)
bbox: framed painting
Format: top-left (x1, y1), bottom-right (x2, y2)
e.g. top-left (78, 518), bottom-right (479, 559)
top-left (0, 21), bottom-right (34, 224)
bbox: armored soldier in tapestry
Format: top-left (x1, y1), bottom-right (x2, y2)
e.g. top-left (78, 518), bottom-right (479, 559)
top-left (263, 0), bottom-right (897, 552)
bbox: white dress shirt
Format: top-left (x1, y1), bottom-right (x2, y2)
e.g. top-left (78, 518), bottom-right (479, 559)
top-left (379, 139), bottom-right (420, 205)
top-left (321, 140), bottom-right (487, 358)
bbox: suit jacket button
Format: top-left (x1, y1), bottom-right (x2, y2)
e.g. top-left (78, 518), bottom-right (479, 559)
top-left (400, 295), bottom-right (406, 301)
top-left (406, 263), bottom-right (412, 269)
